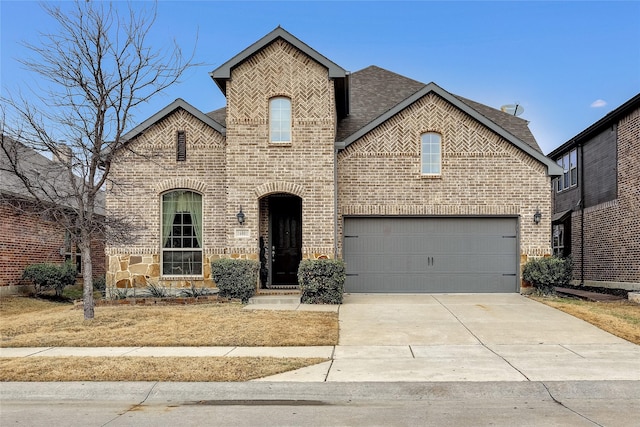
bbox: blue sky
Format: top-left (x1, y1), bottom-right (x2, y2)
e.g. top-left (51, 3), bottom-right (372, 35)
top-left (1, 1), bottom-right (639, 154)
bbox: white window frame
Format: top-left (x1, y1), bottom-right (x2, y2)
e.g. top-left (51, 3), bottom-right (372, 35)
top-left (269, 97), bottom-right (291, 144)
top-left (421, 132), bottom-right (442, 175)
top-left (556, 148), bottom-right (578, 192)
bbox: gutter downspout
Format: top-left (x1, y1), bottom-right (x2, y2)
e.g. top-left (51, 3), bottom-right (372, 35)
top-left (334, 148), bottom-right (339, 258)
top-left (579, 143), bottom-right (584, 285)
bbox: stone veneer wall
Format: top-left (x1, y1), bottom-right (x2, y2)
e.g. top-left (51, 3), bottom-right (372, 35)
top-left (337, 92), bottom-right (553, 287)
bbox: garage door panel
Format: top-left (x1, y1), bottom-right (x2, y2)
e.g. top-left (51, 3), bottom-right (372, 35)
top-left (344, 217), bottom-right (518, 293)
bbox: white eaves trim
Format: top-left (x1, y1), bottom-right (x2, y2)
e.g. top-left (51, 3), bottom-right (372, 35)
top-left (121, 98), bottom-right (226, 142)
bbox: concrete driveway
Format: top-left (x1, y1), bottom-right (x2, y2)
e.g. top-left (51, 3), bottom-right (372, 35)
top-left (262, 293), bottom-right (640, 382)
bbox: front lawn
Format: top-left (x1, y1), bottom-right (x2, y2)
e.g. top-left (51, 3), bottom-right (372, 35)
top-left (531, 296), bottom-right (640, 345)
top-left (0, 297), bottom-right (338, 347)
top-left (0, 296), bottom-right (336, 382)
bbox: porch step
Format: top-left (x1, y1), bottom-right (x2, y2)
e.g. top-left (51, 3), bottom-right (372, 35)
top-left (248, 295), bottom-right (301, 305)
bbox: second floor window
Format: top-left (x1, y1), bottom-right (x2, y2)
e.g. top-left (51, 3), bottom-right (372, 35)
top-left (270, 97), bottom-right (291, 143)
top-left (556, 148), bottom-right (577, 192)
top-left (421, 132), bottom-right (442, 175)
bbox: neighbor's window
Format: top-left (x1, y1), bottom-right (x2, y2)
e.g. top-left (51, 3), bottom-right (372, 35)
top-left (161, 190), bottom-right (202, 276)
top-left (421, 132), bottom-right (442, 175)
top-left (176, 130), bottom-right (186, 161)
top-left (552, 224), bottom-right (565, 257)
top-left (556, 148), bottom-right (577, 192)
top-left (64, 231), bottom-right (82, 276)
top-left (270, 97), bottom-right (291, 143)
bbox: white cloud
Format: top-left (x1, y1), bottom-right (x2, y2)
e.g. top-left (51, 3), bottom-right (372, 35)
top-left (590, 99), bottom-right (607, 108)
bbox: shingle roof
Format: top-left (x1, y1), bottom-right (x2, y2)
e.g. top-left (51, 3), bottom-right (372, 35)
top-left (0, 135), bottom-right (105, 215)
top-left (337, 65), bottom-right (541, 153)
top-left (335, 66), bottom-right (425, 142)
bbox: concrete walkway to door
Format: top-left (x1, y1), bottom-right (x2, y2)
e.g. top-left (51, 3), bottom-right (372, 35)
top-left (260, 293), bottom-right (640, 382)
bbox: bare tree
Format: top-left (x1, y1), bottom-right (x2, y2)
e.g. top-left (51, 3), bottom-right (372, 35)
top-left (0, 1), bottom-right (194, 319)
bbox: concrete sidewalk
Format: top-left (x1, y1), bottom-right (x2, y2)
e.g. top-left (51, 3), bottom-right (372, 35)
top-left (2, 293), bottom-right (639, 382)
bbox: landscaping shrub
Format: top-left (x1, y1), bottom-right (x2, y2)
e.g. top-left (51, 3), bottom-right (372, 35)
top-left (93, 276), bottom-right (106, 296)
top-left (179, 283), bottom-right (212, 298)
top-left (22, 261), bottom-right (77, 297)
top-left (522, 256), bottom-right (573, 295)
top-left (144, 282), bottom-right (169, 298)
top-left (210, 259), bottom-right (259, 303)
top-left (298, 259), bottom-right (345, 304)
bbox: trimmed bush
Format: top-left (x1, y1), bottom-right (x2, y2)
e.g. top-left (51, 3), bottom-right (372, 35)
top-left (22, 261), bottom-right (77, 297)
top-left (522, 256), bottom-right (573, 295)
top-left (298, 259), bottom-right (345, 304)
top-left (210, 258), bottom-right (259, 303)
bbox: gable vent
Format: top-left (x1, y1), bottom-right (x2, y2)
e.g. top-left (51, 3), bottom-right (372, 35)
top-left (176, 130), bottom-right (186, 161)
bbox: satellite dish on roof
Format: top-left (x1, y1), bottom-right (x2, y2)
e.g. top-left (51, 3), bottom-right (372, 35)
top-left (500, 103), bottom-right (524, 116)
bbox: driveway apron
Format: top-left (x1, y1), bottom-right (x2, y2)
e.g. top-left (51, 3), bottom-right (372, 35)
top-left (261, 293), bottom-right (640, 382)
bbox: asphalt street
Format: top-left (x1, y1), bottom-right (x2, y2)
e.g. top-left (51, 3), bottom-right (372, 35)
top-left (2, 381), bottom-right (639, 427)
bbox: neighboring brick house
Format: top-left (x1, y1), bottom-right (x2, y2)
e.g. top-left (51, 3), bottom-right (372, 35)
top-left (549, 93), bottom-right (640, 291)
top-left (106, 27), bottom-right (561, 294)
top-left (0, 136), bottom-right (106, 296)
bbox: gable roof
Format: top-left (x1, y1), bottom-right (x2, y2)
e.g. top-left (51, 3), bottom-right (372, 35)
top-left (336, 66), bottom-right (561, 176)
top-left (548, 92), bottom-right (640, 159)
top-left (210, 26), bottom-right (348, 95)
top-left (121, 98), bottom-right (226, 142)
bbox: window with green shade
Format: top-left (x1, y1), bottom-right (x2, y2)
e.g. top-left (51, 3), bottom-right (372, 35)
top-left (161, 190), bottom-right (202, 276)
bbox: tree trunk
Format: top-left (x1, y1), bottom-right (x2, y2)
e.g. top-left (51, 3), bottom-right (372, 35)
top-left (81, 241), bottom-right (95, 320)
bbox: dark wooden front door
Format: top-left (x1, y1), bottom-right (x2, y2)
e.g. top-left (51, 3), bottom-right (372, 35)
top-left (269, 196), bottom-right (302, 287)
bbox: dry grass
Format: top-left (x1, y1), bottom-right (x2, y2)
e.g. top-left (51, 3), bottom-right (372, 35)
top-left (0, 297), bottom-right (339, 347)
top-left (532, 296), bottom-right (640, 345)
top-left (0, 356), bottom-right (326, 382)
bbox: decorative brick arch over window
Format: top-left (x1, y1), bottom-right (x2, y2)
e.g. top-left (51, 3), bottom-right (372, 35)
top-left (155, 178), bottom-right (208, 195)
top-left (254, 181), bottom-right (306, 199)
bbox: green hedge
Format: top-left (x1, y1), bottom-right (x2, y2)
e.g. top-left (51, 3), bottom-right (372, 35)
top-left (298, 259), bottom-right (345, 304)
top-left (522, 256), bottom-right (573, 295)
top-left (22, 261), bottom-right (77, 297)
top-left (210, 258), bottom-right (259, 303)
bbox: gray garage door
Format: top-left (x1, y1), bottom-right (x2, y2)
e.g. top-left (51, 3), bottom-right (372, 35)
top-left (343, 217), bottom-right (518, 293)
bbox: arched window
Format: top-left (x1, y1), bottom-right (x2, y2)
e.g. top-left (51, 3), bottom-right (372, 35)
top-left (161, 190), bottom-right (203, 276)
top-left (270, 97), bottom-right (291, 143)
top-left (421, 132), bottom-right (442, 175)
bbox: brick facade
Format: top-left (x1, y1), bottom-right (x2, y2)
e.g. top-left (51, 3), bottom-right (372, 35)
top-left (337, 92), bottom-right (552, 260)
top-left (106, 30), bottom-right (556, 293)
top-left (0, 200), bottom-right (106, 295)
top-left (569, 106), bottom-right (639, 287)
top-left (552, 97), bottom-right (639, 290)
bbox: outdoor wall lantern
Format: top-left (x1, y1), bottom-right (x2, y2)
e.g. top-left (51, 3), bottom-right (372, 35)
top-left (236, 206), bottom-right (245, 225)
top-left (533, 208), bottom-right (541, 225)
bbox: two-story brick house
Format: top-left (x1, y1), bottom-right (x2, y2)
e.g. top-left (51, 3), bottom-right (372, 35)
top-left (106, 27), bottom-right (561, 295)
top-left (549, 93), bottom-right (640, 291)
